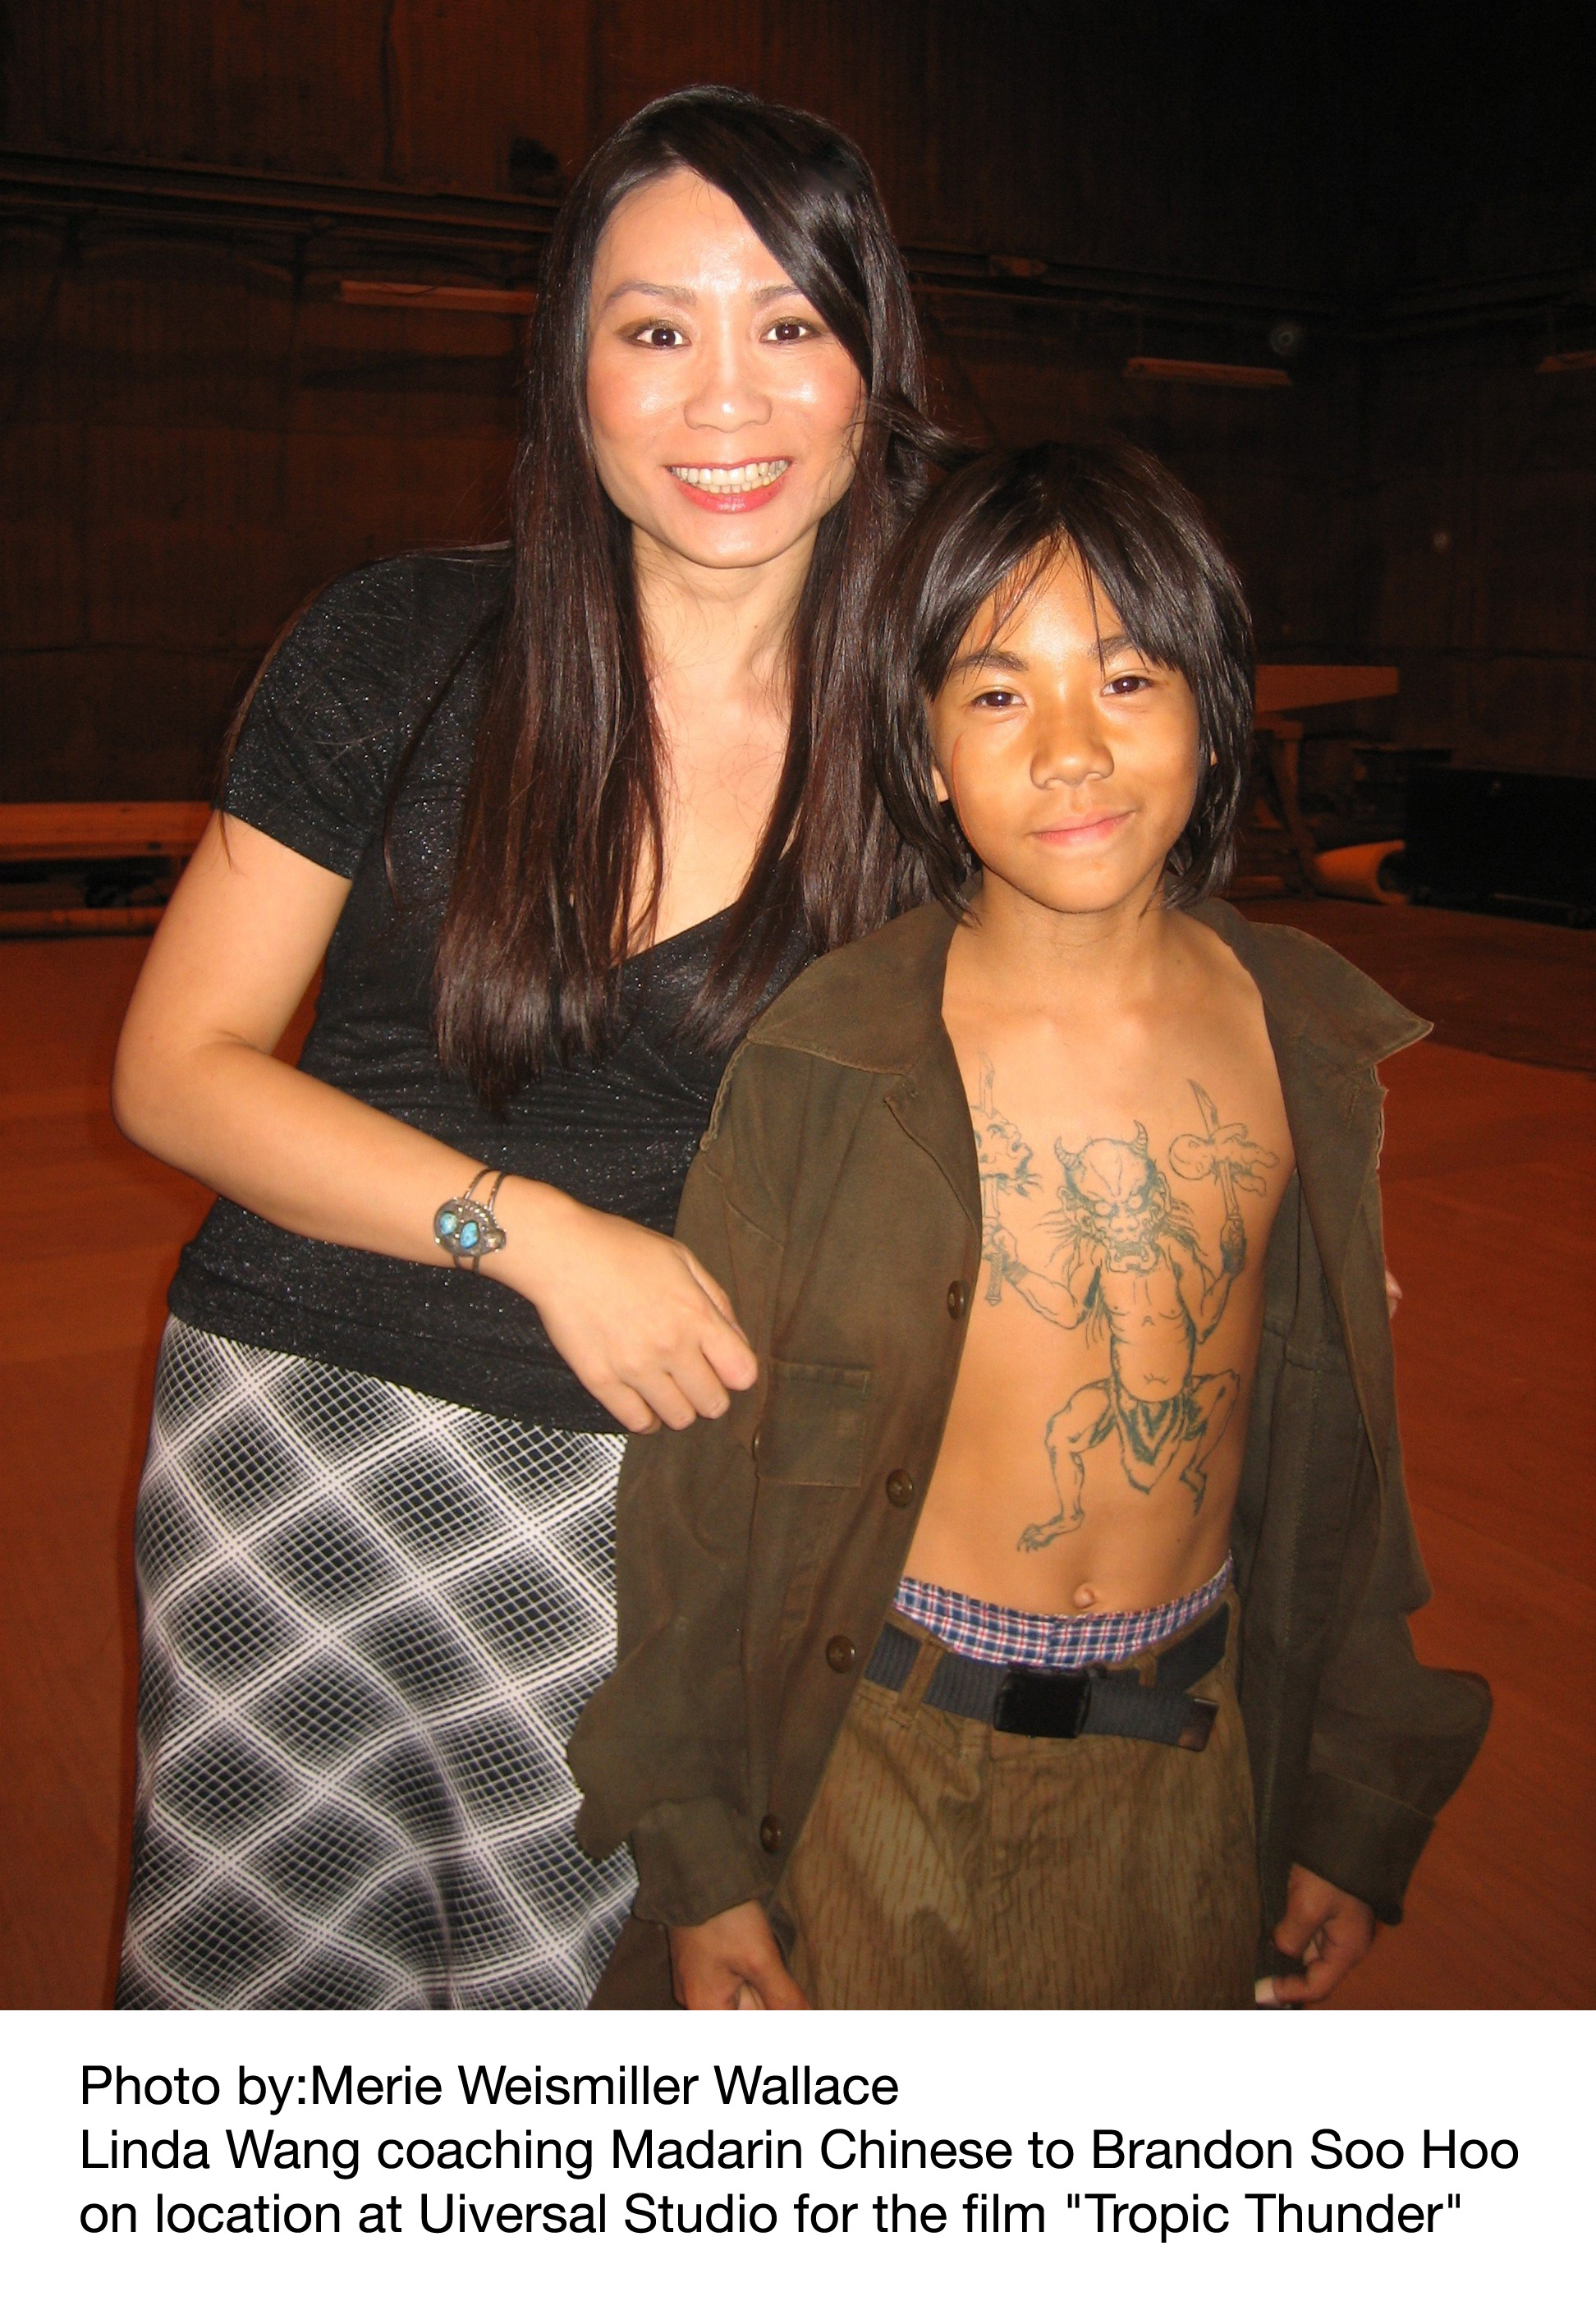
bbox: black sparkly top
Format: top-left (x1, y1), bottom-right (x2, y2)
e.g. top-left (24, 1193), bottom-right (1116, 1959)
top-left (169, 549), bottom-right (800, 1432)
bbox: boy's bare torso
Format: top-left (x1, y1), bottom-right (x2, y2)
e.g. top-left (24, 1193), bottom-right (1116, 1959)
top-left (908, 914), bottom-right (1296, 1616)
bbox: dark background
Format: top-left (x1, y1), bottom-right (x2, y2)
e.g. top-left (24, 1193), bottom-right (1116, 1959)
top-left (1, 0), bottom-right (1591, 808)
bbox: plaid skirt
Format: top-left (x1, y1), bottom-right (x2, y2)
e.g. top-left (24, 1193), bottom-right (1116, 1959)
top-left (117, 1319), bottom-right (635, 2009)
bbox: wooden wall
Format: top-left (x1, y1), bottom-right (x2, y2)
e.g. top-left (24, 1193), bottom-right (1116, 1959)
top-left (1346, 8), bottom-right (1596, 779)
top-left (0, 0), bottom-right (1587, 801)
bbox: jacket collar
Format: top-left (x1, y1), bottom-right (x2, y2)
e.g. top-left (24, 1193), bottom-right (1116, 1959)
top-left (754, 893), bottom-right (1427, 1075)
top-left (1194, 898), bottom-right (1429, 1075)
top-left (751, 891), bottom-right (1429, 1304)
top-left (749, 902), bottom-right (979, 1233)
top-left (749, 898), bottom-right (959, 1077)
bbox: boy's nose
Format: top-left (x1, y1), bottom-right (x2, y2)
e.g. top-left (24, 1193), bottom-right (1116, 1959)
top-left (1030, 706), bottom-right (1112, 786)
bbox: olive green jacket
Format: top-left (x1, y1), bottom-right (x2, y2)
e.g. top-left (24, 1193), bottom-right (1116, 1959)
top-left (570, 898), bottom-right (1490, 2003)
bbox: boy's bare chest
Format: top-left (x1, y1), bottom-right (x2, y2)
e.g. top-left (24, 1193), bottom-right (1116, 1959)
top-left (907, 999), bottom-right (1296, 1601)
top-left (959, 1024), bottom-right (1295, 1302)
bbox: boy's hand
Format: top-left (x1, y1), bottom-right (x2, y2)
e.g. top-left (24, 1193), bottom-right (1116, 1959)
top-left (1261, 1864), bottom-right (1376, 2005)
top-left (669, 1902), bottom-right (809, 2010)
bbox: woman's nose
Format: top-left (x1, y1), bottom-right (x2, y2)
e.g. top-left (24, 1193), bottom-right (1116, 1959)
top-left (682, 323), bottom-right (773, 433)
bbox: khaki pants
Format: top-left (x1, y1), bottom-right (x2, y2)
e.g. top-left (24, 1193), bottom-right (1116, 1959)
top-left (777, 1595), bottom-right (1259, 2009)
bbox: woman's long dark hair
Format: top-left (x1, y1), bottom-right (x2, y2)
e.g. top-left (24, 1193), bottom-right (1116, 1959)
top-left (433, 86), bottom-right (942, 1104)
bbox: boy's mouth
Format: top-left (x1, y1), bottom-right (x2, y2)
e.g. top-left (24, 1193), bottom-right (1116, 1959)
top-left (1034, 811), bottom-right (1131, 847)
top-left (667, 459), bottom-right (792, 512)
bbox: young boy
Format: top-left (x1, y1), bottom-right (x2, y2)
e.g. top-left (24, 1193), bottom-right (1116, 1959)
top-left (569, 443), bottom-right (1489, 2010)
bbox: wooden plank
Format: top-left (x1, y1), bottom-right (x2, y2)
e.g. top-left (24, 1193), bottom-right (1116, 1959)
top-left (1126, 356), bottom-right (1291, 388)
top-left (0, 908), bottom-right (167, 939)
top-left (0, 801), bottom-right (210, 862)
top-left (1255, 664), bottom-right (1401, 713)
top-left (337, 280), bottom-right (537, 314)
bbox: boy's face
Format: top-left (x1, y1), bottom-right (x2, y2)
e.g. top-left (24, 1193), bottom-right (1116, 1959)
top-left (929, 549), bottom-right (1204, 922)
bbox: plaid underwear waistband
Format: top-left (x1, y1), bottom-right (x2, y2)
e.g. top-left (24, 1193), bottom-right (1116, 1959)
top-left (892, 1555), bottom-right (1233, 1671)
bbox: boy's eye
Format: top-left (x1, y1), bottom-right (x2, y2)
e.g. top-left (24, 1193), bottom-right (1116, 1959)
top-left (972, 687), bottom-right (1022, 710)
top-left (1105, 671), bottom-right (1154, 696)
top-left (630, 324), bottom-right (687, 349)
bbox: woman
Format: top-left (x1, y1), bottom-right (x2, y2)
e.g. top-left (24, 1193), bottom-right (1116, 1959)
top-left (112, 87), bottom-right (939, 2009)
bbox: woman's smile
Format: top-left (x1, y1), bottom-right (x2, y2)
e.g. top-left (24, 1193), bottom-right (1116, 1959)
top-left (667, 457), bottom-right (793, 511)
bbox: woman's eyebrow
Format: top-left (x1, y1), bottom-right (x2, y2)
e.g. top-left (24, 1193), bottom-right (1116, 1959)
top-left (599, 280), bottom-right (800, 310)
top-left (600, 279), bottom-right (695, 307)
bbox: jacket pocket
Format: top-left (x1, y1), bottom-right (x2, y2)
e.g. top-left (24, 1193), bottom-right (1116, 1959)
top-left (754, 1360), bottom-right (872, 1487)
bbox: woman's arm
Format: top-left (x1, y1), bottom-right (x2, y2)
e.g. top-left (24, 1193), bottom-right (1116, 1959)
top-left (112, 815), bottom-right (756, 1432)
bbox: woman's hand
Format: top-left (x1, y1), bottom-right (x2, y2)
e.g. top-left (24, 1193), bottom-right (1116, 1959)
top-left (496, 1183), bottom-right (757, 1434)
top-left (669, 1903), bottom-right (809, 2010)
top-left (113, 817), bottom-right (757, 1431)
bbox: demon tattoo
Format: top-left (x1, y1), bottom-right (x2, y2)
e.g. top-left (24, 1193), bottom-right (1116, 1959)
top-left (984, 1078), bottom-right (1277, 1549)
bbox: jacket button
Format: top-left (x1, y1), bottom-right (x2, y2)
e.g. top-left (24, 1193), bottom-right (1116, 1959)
top-left (885, 1468), bottom-right (915, 1508)
top-left (759, 1813), bottom-right (783, 1853)
top-left (947, 1279), bottom-right (969, 1318)
top-left (750, 1429), bottom-right (761, 1467)
top-left (825, 1634), bottom-right (856, 1673)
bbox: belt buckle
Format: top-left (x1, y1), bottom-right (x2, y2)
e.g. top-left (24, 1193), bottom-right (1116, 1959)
top-left (992, 1667), bottom-right (1092, 1738)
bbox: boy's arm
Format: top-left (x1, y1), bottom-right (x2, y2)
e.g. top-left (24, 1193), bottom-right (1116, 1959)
top-left (567, 1046), bottom-right (792, 1931)
top-left (1286, 1179), bottom-right (1492, 1926)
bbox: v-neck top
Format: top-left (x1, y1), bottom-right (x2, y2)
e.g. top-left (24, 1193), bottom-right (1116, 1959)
top-left (168, 549), bottom-right (803, 1432)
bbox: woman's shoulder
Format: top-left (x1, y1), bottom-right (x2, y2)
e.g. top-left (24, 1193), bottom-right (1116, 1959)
top-left (222, 547), bottom-right (511, 875)
top-left (279, 545), bottom-right (511, 681)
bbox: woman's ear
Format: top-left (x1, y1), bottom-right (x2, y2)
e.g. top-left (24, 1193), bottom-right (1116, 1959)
top-left (932, 764), bottom-right (951, 806)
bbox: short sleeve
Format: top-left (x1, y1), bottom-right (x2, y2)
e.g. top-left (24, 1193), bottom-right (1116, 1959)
top-left (222, 556), bottom-right (436, 878)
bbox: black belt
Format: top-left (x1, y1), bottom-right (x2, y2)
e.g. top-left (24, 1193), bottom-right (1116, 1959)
top-left (863, 1598), bottom-right (1229, 1752)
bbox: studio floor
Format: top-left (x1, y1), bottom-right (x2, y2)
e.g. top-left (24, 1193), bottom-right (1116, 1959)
top-left (1, 901), bottom-right (1592, 2010)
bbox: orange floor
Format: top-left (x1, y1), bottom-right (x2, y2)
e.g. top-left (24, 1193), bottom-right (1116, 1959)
top-left (1, 926), bottom-right (1592, 2009)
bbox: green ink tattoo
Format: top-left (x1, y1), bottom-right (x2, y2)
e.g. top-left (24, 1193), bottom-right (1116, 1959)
top-left (976, 1074), bottom-right (1277, 1550)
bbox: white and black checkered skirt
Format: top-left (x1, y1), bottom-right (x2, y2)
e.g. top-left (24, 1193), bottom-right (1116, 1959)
top-left (117, 1319), bottom-right (635, 2009)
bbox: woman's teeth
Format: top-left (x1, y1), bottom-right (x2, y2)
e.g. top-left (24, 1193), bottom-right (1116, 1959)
top-left (669, 460), bottom-right (791, 494)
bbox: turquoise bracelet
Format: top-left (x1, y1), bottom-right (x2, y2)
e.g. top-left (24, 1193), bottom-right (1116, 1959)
top-left (433, 1167), bottom-right (507, 1272)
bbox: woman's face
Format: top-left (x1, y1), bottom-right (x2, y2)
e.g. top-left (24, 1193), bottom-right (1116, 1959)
top-left (585, 168), bottom-right (865, 577)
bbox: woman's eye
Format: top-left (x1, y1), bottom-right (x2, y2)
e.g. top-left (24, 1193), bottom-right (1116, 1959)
top-left (764, 317), bottom-right (817, 343)
top-left (631, 324), bottom-right (686, 349)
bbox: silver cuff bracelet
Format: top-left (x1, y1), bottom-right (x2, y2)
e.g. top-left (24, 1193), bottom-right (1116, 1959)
top-left (433, 1167), bottom-right (507, 1272)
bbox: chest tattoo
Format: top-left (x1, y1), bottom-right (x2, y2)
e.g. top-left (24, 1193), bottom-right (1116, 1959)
top-left (974, 1068), bottom-right (1278, 1550)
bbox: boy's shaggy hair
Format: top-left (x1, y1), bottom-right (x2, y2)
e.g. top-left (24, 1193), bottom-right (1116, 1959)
top-left (869, 439), bottom-right (1255, 910)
